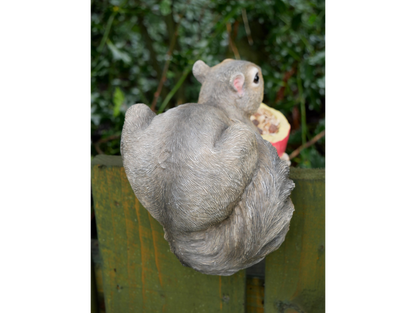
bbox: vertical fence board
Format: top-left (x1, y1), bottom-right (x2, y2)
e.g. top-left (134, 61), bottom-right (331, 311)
top-left (92, 155), bottom-right (246, 313)
top-left (264, 168), bottom-right (325, 313)
top-left (246, 277), bottom-right (265, 313)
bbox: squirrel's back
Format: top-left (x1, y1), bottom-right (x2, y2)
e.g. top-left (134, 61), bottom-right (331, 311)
top-left (122, 102), bottom-right (259, 233)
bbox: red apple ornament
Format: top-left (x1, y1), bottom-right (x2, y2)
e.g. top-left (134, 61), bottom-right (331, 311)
top-left (250, 103), bottom-right (291, 158)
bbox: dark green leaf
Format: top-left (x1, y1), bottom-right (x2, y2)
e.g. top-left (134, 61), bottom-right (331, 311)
top-left (291, 13), bottom-right (302, 31)
top-left (274, 0), bottom-right (287, 13)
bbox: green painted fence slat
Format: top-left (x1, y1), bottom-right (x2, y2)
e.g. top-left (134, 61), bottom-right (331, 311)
top-left (264, 168), bottom-right (325, 313)
top-left (91, 156), bottom-right (325, 312)
top-left (91, 155), bottom-right (246, 313)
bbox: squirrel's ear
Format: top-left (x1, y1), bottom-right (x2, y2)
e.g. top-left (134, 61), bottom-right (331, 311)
top-left (192, 60), bottom-right (210, 84)
top-left (230, 72), bottom-right (245, 97)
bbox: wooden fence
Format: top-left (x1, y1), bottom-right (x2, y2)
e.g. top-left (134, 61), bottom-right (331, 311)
top-left (91, 155), bottom-right (325, 313)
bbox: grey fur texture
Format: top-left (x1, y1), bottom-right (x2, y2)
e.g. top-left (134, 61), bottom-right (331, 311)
top-left (121, 59), bottom-right (295, 276)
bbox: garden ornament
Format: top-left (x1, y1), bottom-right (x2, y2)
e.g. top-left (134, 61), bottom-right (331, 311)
top-left (121, 59), bottom-right (295, 276)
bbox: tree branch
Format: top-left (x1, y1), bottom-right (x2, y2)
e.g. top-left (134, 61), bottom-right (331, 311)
top-left (94, 134), bottom-right (121, 155)
top-left (226, 23), bottom-right (240, 60)
top-left (289, 130), bottom-right (325, 160)
top-left (150, 1), bottom-right (190, 112)
top-left (274, 66), bottom-right (296, 104)
top-left (241, 8), bottom-right (253, 45)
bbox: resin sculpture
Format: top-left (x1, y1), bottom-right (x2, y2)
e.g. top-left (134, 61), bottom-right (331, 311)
top-left (121, 59), bottom-right (295, 275)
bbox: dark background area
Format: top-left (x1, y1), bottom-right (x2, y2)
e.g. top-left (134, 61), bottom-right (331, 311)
top-left (91, 0), bottom-right (325, 168)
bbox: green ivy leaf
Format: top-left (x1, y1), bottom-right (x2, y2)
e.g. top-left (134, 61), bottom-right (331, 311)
top-left (113, 87), bottom-right (124, 117)
top-left (107, 41), bottom-right (131, 64)
top-left (308, 14), bottom-right (317, 25)
top-left (291, 13), bottom-right (302, 31)
top-left (317, 77), bottom-right (325, 89)
top-left (308, 51), bottom-right (325, 66)
top-left (160, 0), bottom-right (172, 16)
top-left (274, 0), bottom-right (287, 13)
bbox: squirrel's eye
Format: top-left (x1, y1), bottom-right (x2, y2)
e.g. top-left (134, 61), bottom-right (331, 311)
top-left (253, 72), bottom-right (259, 84)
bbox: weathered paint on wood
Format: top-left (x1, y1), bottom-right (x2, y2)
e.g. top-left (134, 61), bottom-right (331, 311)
top-left (246, 277), bottom-right (265, 313)
top-left (91, 155), bottom-right (246, 313)
top-left (93, 154), bottom-right (123, 167)
top-left (264, 168), bottom-right (325, 313)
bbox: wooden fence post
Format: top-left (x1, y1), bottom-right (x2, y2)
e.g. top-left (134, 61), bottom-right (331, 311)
top-left (264, 168), bottom-right (325, 313)
top-left (91, 155), bottom-right (246, 313)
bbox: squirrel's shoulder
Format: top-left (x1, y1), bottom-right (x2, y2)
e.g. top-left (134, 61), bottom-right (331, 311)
top-left (160, 102), bottom-right (230, 122)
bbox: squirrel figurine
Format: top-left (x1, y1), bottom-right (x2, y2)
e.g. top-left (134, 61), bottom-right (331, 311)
top-left (121, 59), bottom-right (295, 276)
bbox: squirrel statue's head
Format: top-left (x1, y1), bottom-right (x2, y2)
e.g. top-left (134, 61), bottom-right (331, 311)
top-left (193, 59), bottom-right (264, 115)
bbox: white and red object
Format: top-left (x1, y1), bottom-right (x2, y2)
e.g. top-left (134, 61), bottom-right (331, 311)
top-left (251, 103), bottom-right (291, 158)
